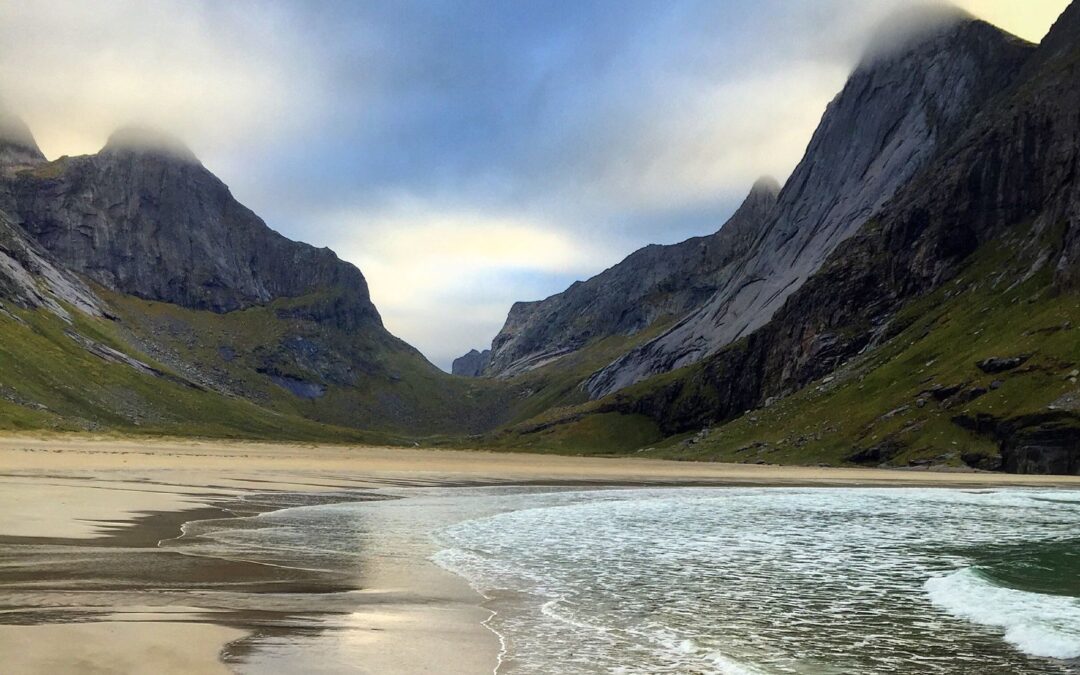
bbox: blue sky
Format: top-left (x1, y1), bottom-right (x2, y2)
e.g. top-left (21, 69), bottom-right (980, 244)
top-left (0, 0), bottom-right (1069, 368)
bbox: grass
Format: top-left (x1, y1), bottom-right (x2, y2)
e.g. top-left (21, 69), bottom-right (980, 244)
top-left (0, 282), bottom-right (672, 444)
top-left (0, 304), bottom-right (386, 442)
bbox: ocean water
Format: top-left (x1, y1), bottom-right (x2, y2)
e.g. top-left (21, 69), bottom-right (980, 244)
top-left (169, 487), bottom-right (1080, 674)
top-left (432, 488), bottom-right (1080, 674)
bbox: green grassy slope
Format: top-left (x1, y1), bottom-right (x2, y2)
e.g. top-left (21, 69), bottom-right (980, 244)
top-left (0, 304), bottom-right (385, 441)
top-left (0, 280), bottom-right (675, 444)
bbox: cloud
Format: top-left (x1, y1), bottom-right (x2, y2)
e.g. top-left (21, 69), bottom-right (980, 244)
top-left (0, 1), bottom-right (325, 159)
top-left (326, 199), bottom-right (607, 367)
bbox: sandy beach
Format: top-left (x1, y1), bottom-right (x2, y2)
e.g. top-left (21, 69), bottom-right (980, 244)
top-left (2, 434), bottom-right (1079, 674)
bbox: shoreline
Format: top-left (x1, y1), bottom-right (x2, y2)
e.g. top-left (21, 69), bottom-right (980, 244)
top-left (1, 435), bottom-right (1079, 674)
top-left (3, 433), bottom-right (1080, 487)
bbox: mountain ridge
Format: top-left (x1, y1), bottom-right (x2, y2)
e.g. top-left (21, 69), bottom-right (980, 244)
top-left (585, 13), bottom-right (1035, 397)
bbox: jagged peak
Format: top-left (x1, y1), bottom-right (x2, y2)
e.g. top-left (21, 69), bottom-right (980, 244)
top-left (101, 125), bottom-right (199, 163)
top-left (858, 2), bottom-right (978, 67)
top-left (732, 176), bottom-right (780, 218)
top-left (0, 102), bottom-right (45, 164)
top-left (750, 175), bottom-right (781, 199)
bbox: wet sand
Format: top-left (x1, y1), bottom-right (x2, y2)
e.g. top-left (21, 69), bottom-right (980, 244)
top-left (1, 434), bottom-right (1078, 674)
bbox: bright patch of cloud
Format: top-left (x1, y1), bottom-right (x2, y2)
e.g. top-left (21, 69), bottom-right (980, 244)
top-left (955, 0), bottom-right (1069, 41)
top-left (327, 201), bottom-right (609, 368)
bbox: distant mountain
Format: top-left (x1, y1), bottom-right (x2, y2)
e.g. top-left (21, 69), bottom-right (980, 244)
top-left (452, 349), bottom-right (491, 377)
top-left (461, 177), bottom-right (779, 377)
top-left (586, 11), bottom-right (1033, 397)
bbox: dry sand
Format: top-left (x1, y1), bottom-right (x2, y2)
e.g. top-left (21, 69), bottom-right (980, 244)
top-left (1, 433), bottom-right (1078, 674)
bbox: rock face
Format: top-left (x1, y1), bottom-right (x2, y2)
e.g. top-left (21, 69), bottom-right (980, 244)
top-left (2, 127), bottom-right (380, 330)
top-left (586, 14), bottom-right (1033, 397)
top-left (452, 349), bottom-right (491, 377)
top-left (483, 177), bottom-right (779, 376)
top-left (598, 2), bottom-right (1080, 473)
top-left (0, 211), bottom-right (102, 319)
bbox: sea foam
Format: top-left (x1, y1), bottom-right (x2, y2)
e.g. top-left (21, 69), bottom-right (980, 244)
top-left (925, 568), bottom-right (1080, 660)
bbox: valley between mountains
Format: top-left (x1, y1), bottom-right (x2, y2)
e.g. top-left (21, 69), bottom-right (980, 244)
top-left (3, 3), bottom-right (1080, 474)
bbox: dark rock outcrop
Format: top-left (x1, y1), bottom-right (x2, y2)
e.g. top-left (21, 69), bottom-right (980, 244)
top-left (3, 127), bottom-right (381, 330)
top-left (977, 356), bottom-right (1029, 373)
top-left (484, 177), bottom-right (779, 376)
top-left (954, 412), bottom-right (1080, 475)
top-left (452, 349), bottom-right (491, 377)
top-left (587, 13), bottom-right (1034, 397)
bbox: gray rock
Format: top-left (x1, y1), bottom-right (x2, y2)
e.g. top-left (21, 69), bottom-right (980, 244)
top-left (586, 15), bottom-right (1032, 397)
top-left (0, 211), bottom-right (103, 319)
top-left (977, 356), bottom-right (1029, 373)
top-left (452, 349), bottom-right (491, 377)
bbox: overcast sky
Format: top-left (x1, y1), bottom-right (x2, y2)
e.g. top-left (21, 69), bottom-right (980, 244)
top-left (0, 0), bottom-right (1068, 368)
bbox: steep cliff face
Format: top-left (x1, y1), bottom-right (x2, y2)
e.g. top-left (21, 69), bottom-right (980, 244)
top-left (0, 111), bottom-right (102, 319)
top-left (593, 2), bottom-right (1080, 473)
top-left (0, 212), bottom-right (103, 319)
top-left (4, 127), bottom-right (380, 330)
top-left (478, 177), bottom-right (779, 377)
top-left (452, 349), bottom-right (491, 376)
top-left (587, 14), bottom-right (1034, 397)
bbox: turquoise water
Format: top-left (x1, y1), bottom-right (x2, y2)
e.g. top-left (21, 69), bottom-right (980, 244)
top-left (171, 487), bottom-right (1080, 674)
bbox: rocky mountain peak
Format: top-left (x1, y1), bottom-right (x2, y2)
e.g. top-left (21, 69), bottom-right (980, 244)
top-left (452, 349), bottom-right (492, 377)
top-left (745, 175), bottom-right (780, 212)
top-left (102, 125), bottom-right (199, 163)
top-left (479, 178), bottom-right (779, 377)
top-left (0, 105), bottom-right (45, 167)
top-left (750, 175), bottom-right (780, 195)
top-left (4, 131), bottom-right (381, 329)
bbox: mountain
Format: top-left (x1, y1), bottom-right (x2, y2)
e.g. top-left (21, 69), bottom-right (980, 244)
top-left (0, 120), bottom-right (514, 439)
top-left (500, 2), bottom-right (1080, 474)
top-left (465, 176), bottom-right (779, 377)
top-left (3, 126), bottom-right (380, 329)
top-left (586, 11), bottom-right (1033, 397)
top-left (452, 349), bottom-right (491, 377)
